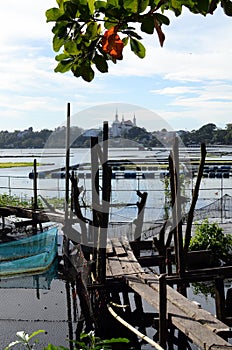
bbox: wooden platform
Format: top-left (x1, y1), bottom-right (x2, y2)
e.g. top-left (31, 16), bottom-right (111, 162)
top-left (106, 236), bottom-right (232, 350)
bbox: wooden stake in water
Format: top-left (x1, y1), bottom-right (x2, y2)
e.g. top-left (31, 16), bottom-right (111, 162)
top-left (65, 102), bottom-right (71, 223)
top-left (32, 159), bottom-right (37, 234)
top-left (63, 103), bottom-right (71, 258)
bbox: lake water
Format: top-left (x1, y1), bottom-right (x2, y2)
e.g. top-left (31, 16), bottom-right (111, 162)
top-left (1, 147), bottom-right (232, 224)
top-left (0, 147), bottom-right (232, 349)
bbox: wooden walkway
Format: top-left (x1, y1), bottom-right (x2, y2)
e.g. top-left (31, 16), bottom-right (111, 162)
top-left (106, 236), bottom-right (232, 350)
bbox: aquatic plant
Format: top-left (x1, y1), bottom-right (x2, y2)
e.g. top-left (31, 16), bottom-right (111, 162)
top-left (189, 218), bottom-right (232, 297)
top-left (189, 218), bottom-right (232, 266)
top-left (5, 330), bottom-right (130, 350)
top-left (4, 330), bottom-right (45, 350)
top-left (0, 194), bottom-right (32, 208)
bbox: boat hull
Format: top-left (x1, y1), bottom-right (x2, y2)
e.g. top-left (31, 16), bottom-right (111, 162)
top-left (0, 227), bottom-right (58, 277)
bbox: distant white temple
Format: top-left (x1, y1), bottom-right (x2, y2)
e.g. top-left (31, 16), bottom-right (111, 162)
top-left (111, 110), bottom-right (137, 137)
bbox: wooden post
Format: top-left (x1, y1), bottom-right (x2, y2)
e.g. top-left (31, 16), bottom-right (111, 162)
top-left (63, 102), bottom-right (71, 260)
top-left (166, 247), bottom-right (173, 275)
top-left (159, 273), bottom-right (167, 349)
top-left (91, 136), bottom-right (100, 258)
top-left (134, 190), bottom-right (148, 242)
top-left (98, 121), bottom-right (111, 283)
top-left (65, 281), bottom-right (74, 350)
top-left (70, 171), bottom-right (88, 244)
top-left (65, 102), bottom-right (71, 222)
top-left (32, 159), bottom-right (38, 234)
top-left (184, 143), bottom-right (207, 252)
top-left (172, 137), bottom-right (184, 278)
top-left (215, 277), bottom-right (226, 322)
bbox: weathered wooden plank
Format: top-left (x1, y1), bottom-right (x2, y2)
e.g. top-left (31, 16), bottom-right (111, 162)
top-left (111, 238), bottom-right (127, 257)
top-left (127, 279), bottom-right (232, 350)
top-left (107, 256), bottom-right (125, 277)
top-left (120, 237), bottom-right (145, 275)
top-left (136, 267), bottom-right (230, 335)
top-left (106, 237), bottom-right (232, 349)
top-left (106, 258), bottom-right (113, 277)
top-left (106, 239), bottom-right (114, 256)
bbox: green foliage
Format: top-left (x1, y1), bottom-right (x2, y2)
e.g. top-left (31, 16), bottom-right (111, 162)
top-left (160, 172), bottom-right (190, 220)
top-left (46, 0), bottom-right (231, 81)
top-left (191, 280), bottom-right (215, 298)
top-left (4, 330), bottom-right (45, 350)
top-left (0, 194), bottom-right (32, 208)
top-left (189, 218), bottom-right (232, 266)
top-left (5, 330), bottom-right (130, 350)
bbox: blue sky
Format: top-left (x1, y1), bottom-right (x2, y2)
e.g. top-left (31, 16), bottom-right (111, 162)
top-left (0, 0), bottom-right (232, 132)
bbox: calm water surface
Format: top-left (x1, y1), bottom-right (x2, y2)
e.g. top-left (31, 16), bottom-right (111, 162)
top-left (0, 148), bottom-right (232, 348)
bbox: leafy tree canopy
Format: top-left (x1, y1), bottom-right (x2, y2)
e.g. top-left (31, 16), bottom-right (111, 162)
top-left (46, 0), bottom-right (232, 82)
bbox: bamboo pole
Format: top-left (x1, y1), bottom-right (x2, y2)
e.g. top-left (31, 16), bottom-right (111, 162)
top-left (107, 304), bottom-right (164, 350)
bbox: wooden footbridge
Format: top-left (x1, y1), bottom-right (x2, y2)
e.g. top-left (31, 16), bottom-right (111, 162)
top-left (4, 110), bottom-right (231, 350)
top-left (104, 236), bottom-right (232, 350)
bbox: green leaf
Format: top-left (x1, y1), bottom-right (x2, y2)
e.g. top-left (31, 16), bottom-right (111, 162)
top-left (55, 53), bottom-right (71, 61)
top-left (123, 30), bottom-right (142, 39)
top-left (122, 36), bottom-right (129, 45)
top-left (28, 330), bottom-right (45, 341)
top-left (98, 337), bottom-right (130, 344)
top-left (95, 0), bottom-right (107, 10)
top-left (123, 0), bottom-right (139, 13)
top-left (107, 0), bottom-right (119, 8)
top-left (64, 40), bottom-right (80, 54)
top-left (195, 0), bottom-right (209, 14)
top-left (63, 1), bottom-right (78, 17)
top-left (138, 0), bottom-right (149, 13)
top-left (141, 16), bottom-right (155, 34)
top-left (154, 13), bottom-right (170, 25)
top-left (81, 65), bottom-right (95, 81)
top-left (148, 0), bottom-right (159, 6)
top-left (87, 0), bottom-right (95, 14)
top-left (54, 60), bottom-right (73, 73)
top-left (53, 34), bottom-right (65, 52)
top-left (86, 22), bottom-right (100, 40)
top-left (44, 344), bottom-right (66, 350)
top-left (221, 0), bottom-right (232, 16)
top-left (93, 54), bottom-right (108, 73)
top-left (46, 8), bottom-right (63, 22)
top-left (56, 0), bottom-right (65, 9)
top-left (130, 37), bottom-right (146, 58)
top-left (71, 64), bottom-right (82, 77)
top-left (52, 21), bottom-right (69, 37)
top-left (170, 0), bottom-right (182, 15)
top-left (70, 0), bottom-right (82, 4)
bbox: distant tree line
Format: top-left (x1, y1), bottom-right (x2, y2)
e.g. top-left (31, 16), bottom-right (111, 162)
top-left (0, 123), bottom-right (231, 148)
top-left (179, 123), bottom-right (232, 146)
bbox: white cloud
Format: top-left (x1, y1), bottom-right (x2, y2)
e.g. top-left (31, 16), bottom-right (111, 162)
top-left (0, 0), bottom-right (232, 131)
top-left (0, 0), bottom-right (54, 44)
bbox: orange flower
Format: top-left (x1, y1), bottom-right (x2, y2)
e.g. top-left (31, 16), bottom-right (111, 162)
top-left (101, 26), bottom-right (124, 60)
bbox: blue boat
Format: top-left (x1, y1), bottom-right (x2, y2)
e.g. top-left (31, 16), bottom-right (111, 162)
top-left (0, 227), bottom-right (58, 277)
